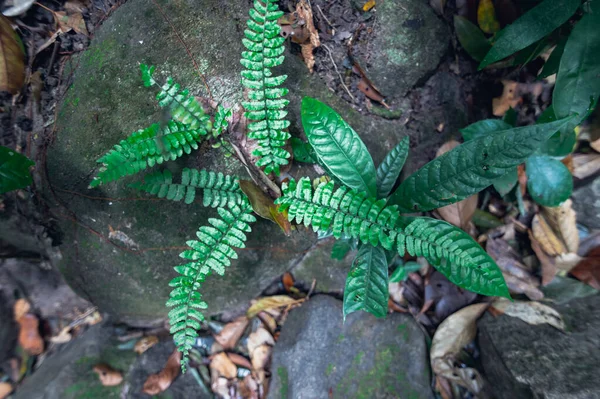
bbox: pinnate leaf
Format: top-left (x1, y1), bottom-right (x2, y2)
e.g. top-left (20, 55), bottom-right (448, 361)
top-left (301, 97), bottom-right (377, 197)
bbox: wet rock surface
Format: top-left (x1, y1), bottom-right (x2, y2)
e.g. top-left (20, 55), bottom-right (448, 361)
top-left (478, 294), bottom-right (600, 399)
top-left (268, 295), bottom-right (433, 399)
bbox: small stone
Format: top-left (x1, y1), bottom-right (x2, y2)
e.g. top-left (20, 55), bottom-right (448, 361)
top-left (268, 295), bottom-right (433, 398)
top-left (572, 176), bottom-right (600, 230)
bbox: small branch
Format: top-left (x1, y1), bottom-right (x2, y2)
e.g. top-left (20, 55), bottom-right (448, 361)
top-left (322, 44), bottom-right (355, 101)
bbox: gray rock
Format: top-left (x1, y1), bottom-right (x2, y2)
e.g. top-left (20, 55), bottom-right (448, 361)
top-left (268, 295), bottom-right (433, 399)
top-left (0, 288), bottom-right (17, 365)
top-left (572, 176), bottom-right (600, 230)
top-left (357, 0), bottom-right (449, 102)
top-left (46, 0), bottom-right (462, 326)
top-left (14, 324), bottom-right (208, 399)
top-left (478, 294), bottom-right (600, 399)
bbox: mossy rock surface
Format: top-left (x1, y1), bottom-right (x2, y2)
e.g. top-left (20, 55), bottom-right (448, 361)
top-left (268, 295), bottom-right (433, 399)
top-left (46, 0), bottom-right (463, 325)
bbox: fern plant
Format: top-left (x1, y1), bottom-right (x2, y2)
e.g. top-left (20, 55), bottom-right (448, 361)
top-left (87, 0), bottom-right (581, 371)
top-left (241, 0), bottom-right (291, 175)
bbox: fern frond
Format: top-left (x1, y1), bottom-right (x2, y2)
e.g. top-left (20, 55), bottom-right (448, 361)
top-left (275, 178), bottom-right (510, 298)
top-left (212, 105), bottom-right (233, 137)
top-left (241, 0), bottom-right (291, 175)
top-left (90, 121), bottom-right (211, 188)
top-left (167, 202), bottom-right (257, 370)
top-left (131, 168), bottom-right (245, 208)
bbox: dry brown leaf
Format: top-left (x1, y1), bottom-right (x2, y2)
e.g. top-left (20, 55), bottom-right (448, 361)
top-left (64, 0), bottom-right (90, 13)
top-left (0, 15), bottom-right (25, 94)
top-left (503, 273), bottom-right (544, 300)
top-left (570, 247), bottom-right (600, 289)
top-left (227, 352), bottom-right (253, 370)
top-left (296, 0), bottom-right (320, 73)
top-left (251, 344), bottom-right (271, 383)
top-left (134, 335), bottom-right (159, 354)
top-left (555, 252), bottom-right (583, 272)
top-left (572, 153), bottom-right (600, 179)
top-left (591, 137), bottom-right (600, 153)
top-left (93, 364), bottom-right (123, 386)
top-left (18, 313), bottom-right (44, 355)
top-left (55, 11), bottom-right (88, 36)
top-left (13, 298), bottom-right (31, 321)
top-left (532, 214), bottom-right (567, 256)
top-left (487, 236), bottom-right (535, 281)
top-left (0, 382), bottom-right (12, 399)
top-left (430, 303), bottom-right (488, 387)
top-left (238, 180), bottom-right (292, 236)
top-left (239, 374), bottom-right (260, 399)
top-left (492, 81), bottom-right (522, 116)
top-left (282, 272), bottom-right (295, 292)
top-left (247, 295), bottom-right (300, 319)
top-left (491, 298), bottom-right (565, 330)
top-left (542, 200), bottom-right (579, 254)
top-left (50, 326), bottom-right (72, 344)
top-left (142, 350), bottom-right (181, 395)
top-left (529, 232), bottom-right (556, 285)
top-left (214, 316), bottom-right (249, 349)
top-left (247, 326), bottom-right (275, 356)
top-left (436, 140), bottom-right (478, 229)
top-left (210, 352), bottom-right (237, 380)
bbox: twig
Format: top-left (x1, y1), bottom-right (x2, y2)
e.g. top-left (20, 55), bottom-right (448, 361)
top-left (316, 5), bottom-right (334, 28)
top-left (322, 44), bottom-right (355, 101)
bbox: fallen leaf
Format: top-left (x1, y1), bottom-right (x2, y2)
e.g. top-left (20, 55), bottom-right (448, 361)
top-left (295, 0), bottom-right (320, 73)
top-left (430, 303), bottom-right (488, 390)
top-left (13, 298), bottom-right (30, 321)
top-left (363, 0), bottom-right (376, 11)
top-left (50, 326), bottom-right (72, 344)
top-left (570, 247), bottom-right (600, 289)
top-left (491, 298), bottom-right (565, 330)
top-left (55, 10), bottom-right (88, 36)
top-left (93, 364), bottom-right (123, 386)
top-left (477, 0), bottom-right (501, 34)
top-left (572, 153), bottom-right (600, 179)
top-left (436, 141), bottom-right (478, 229)
top-left (214, 316), bottom-right (249, 349)
top-left (529, 232), bottom-right (556, 285)
top-left (142, 350), bottom-right (181, 395)
top-left (18, 313), bottom-right (44, 355)
top-left (239, 374), bottom-right (260, 399)
top-left (247, 326), bottom-right (275, 356)
top-left (0, 15), bottom-right (25, 94)
top-left (282, 272), bottom-right (295, 292)
top-left (134, 335), bottom-right (159, 354)
top-left (0, 382), bottom-right (12, 399)
top-left (210, 352), bottom-right (237, 380)
top-left (487, 236), bottom-right (536, 281)
top-left (591, 137), bottom-right (600, 153)
top-left (238, 180), bottom-right (292, 236)
top-left (246, 295), bottom-right (300, 319)
top-left (2, 0), bottom-right (35, 16)
top-left (541, 200), bottom-right (579, 254)
top-left (63, 0), bottom-right (90, 13)
top-left (492, 81), bottom-right (522, 116)
top-left (250, 344), bottom-right (271, 383)
top-left (503, 273), bottom-right (544, 300)
top-left (532, 213), bottom-right (567, 256)
top-left (352, 63), bottom-right (388, 108)
top-left (227, 352), bottom-right (253, 370)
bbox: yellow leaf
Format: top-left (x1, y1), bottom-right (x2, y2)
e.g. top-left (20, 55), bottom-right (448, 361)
top-left (363, 0), bottom-right (376, 11)
top-left (0, 382), bottom-right (13, 399)
top-left (239, 180), bottom-right (292, 235)
top-left (477, 0), bottom-right (501, 34)
top-left (0, 15), bottom-right (25, 94)
top-left (532, 213), bottom-right (567, 256)
top-left (541, 199), bottom-right (579, 254)
top-left (246, 295), bottom-right (301, 319)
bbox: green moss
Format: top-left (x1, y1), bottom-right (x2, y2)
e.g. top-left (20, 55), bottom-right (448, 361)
top-left (277, 366), bottom-right (289, 399)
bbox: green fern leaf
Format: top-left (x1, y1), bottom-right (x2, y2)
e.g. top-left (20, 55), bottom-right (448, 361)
top-left (301, 97), bottom-right (377, 197)
top-left (387, 116), bottom-right (577, 213)
top-left (90, 121), bottom-right (211, 188)
top-left (156, 77), bottom-right (213, 132)
top-left (241, 0), bottom-right (290, 175)
top-left (276, 178), bottom-right (510, 299)
top-left (168, 202), bottom-right (256, 370)
top-left (213, 105), bottom-right (233, 137)
top-left (132, 168), bottom-right (245, 208)
top-left (140, 64), bottom-right (156, 87)
top-left (376, 136), bottom-right (409, 199)
top-left (343, 244), bottom-right (389, 319)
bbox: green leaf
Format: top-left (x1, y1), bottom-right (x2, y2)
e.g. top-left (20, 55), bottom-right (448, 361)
top-left (460, 119), bottom-right (512, 141)
top-left (454, 16), bottom-right (491, 62)
top-left (301, 97), bottom-right (377, 197)
top-left (511, 37), bottom-right (551, 67)
top-left (0, 146), bottom-right (34, 194)
top-left (290, 137), bottom-right (318, 163)
top-left (388, 116), bottom-right (575, 212)
top-left (376, 136), bottom-right (409, 199)
top-left (343, 244), bottom-right (389, 319)
top-left (526, 155), bottom-right (572, 206)
top-left (536, 107), bottom-right (576, 157)
top-left (503, 108), bottom-right (518, 126)
top-left (331, 238), bottom-right (354, 260)
top-left (493, 167), bottom-right (518, 196)
top-left (538, 36), bottom-right (567, 79)
top-left (389, 261), bottom-right (421, 283)
top-left (553, 11), bottom-right (600, 123)
top-left (478, 0), bottom-right (581, 69)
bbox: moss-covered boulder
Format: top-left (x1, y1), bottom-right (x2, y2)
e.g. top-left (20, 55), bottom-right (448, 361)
top-left (46, 0), bottom-right (461, 325)
top-left (268, 295), bottom-right (433, 398)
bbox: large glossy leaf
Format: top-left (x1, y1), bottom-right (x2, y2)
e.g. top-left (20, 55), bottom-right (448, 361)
top-left (553, 11), bottom-right (600, 122)
top-left (526, 155), bottom-right (572, 206)
top-left (460, 119), bottom-right (512, 141)
top-left (343, 244), bottom-right (388, 319)
top-left (478, 0), bottom-right (580, 69)
top-left (536, 106), bottom-right (576, 157)
top-left (388, 116), bottom-right (575, 213)
top-left (538, 36), bottom-right (567, 79)
top-left (0, 146), bottom-right (34, 194)
top-left (493, 167), bottom-right (518, 196)
top-left (301, 97), bottom-right (377, 197)
top-left (454, 16), bottom-right (491, 62)
top-left (376, 136), bottom-right (409, 199)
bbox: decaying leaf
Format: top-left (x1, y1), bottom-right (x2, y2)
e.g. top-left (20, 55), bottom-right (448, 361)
top-left (238, 180), bottom-right (292, 236)
top-left (142, 350), bottom-right (181, 395)
top-left (210, 352), bottom-right (237, 380)
top-left (18, 313), bottom-right (44, 355)
top-left (529, 232), bottom-right (556, 285)
top-left (93, 364), bottom-right (124, 386)
top-left (477, 0), bottom-right (501, 34)
top-left (352, 63), bottom-right (389, 108)
top-left (50, 326), bottom-right (73, 344)
top-left (247, 326), bottom-right (275, 384)
top-left (0, 15), bottom-right (25, 94)
top-left (0, 382), bottom-right (12, 399)
top-left (247, 295), bottom-right (301, 319)
top-left (13, 298), bottom-right (30, 321)
top-left (532, 213), bottom-right (567, 256)
top-left (491, 298), bottom-right (565, 330)
top-left (239, 374), bottom-right (260, 399)
top-left (570, 247), bottom-right (600, 290)
top-left (55, 10), bottom-right (88, 35)
top-left (503, 273), bottom-right (544, 300)
top-left (435, 141), bottom-right (478, 229)
top-left (492, 81), bottom-right (522, 116)
top-left (134, 335), bottom-right (159, 354)
top-left (541, 200), bottom-right (579, 254)
top-left (572, 153), bottom-right (600, 179)
top-left (295, 0), bottom-right (320, 73)
top-left (214, 316), bottom-right (249, 349)
top-left (430, 303), bottom-right (488, 391)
